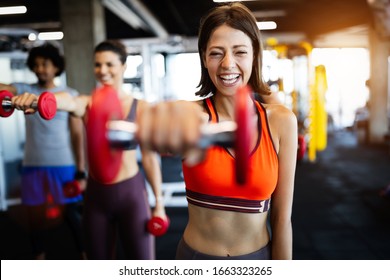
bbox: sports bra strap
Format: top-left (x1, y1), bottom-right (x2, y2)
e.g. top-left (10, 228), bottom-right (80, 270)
top-left (126, 98), bottom-right (138, 122)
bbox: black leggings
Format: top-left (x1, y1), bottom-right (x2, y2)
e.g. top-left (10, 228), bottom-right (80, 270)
top-left (83, 172), bottom-right (153, 260)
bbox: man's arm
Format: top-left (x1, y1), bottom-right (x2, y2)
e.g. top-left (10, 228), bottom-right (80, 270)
top-left (69, 114), bottom-right (87, 191)
top-left (0, 83), bottom-right (17, 95)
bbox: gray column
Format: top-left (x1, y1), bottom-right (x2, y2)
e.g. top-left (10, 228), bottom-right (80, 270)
top-left (368, 27), bottom-right (390, 143)
top-left (59, 0), bottom-right (106, 94)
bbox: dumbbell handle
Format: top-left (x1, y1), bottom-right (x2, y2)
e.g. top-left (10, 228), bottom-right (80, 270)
top-left (107, 120), bottom-right (236, 150)
top-left (2, 98), bottom-right (39, 111)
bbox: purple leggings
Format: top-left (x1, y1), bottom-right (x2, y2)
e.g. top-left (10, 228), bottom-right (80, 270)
top-left (176, 238), bottom-right (271, 260)
top-left (83, 172), bottom-right (153, 259)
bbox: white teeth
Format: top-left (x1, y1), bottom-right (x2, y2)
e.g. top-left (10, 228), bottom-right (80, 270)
top-left (220, 74), bottom-right (239, 85)
top-left (220, 74), bottom-right (239, 80)
top-left (100, 76), bottom-right (111, 82)
top-left (223, 78), bottom-right (237, 85)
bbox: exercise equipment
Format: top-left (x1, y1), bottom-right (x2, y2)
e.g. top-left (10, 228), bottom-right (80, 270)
top-left (63, 180), bottom-right (82, 198)
top-left (297, 134), bottom-right (306, 161)
top-left (86, 85), bottom-right (253, 184)
top-left (235, 85), bottom-right (251, 184)
top-left (0, 90), bottom-right (57, 120)
top-left (146, 216), bottom-right (170, 237)
top-left (86, 85), bottom-right (124, 183)
top-left (45, 193), bottom-right (61, 219)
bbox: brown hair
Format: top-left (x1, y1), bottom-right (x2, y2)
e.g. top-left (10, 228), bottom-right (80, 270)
top-left (196, 2), bottom-right (270, 97)
top-left (94, 40), bottom-right (127, 65)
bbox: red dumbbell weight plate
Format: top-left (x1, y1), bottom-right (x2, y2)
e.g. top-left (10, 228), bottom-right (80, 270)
top-left (147, 216), bottom-right (170, 237)
top-left (0, 90), bottom-right (14, 117)
top-left (45, 194), bottom-right (61, 219)
top-left (297, 134), bottom-right (306, 161)
top-left (86, 86), bottom-right (124, 183)
top-left (63, 180), bottom-right (81, 198)
top-left (38, 91), bottom-right (57, 120)
top-left (234, 85), bottom-right (252, 185)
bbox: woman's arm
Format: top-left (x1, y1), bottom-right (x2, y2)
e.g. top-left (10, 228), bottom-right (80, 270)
top-left (140, 148), bottom-right (166, 218)
top-left (268, 105), bottom-right (298, 260)
top-left (54, 92), bottom-right (90, 117)
top-left (137, 100), bottom-right (166, 217)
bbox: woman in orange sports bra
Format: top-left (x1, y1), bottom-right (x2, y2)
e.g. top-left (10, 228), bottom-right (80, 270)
top-left (137, 2), bottom-right (297, 260)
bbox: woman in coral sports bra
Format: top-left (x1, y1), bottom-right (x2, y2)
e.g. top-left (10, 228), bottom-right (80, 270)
top-left (137, 3), bottom-right (297, 260)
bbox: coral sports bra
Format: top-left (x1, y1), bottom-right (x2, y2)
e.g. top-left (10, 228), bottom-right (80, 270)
top-left (182, 97), bottom-right (278, 213)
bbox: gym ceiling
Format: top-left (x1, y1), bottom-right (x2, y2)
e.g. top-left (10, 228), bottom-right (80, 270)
top-left (0, 0), bottom-right (389, 48)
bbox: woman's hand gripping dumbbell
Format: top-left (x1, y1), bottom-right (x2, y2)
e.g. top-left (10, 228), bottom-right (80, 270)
top-left (86, 85), bottom-right (254, 186)
top-left (0, 90), bottom-right (57, 120)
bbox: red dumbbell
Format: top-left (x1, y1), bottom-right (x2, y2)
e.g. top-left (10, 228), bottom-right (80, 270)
top-left (86, 85), bottom-right (253, 185)
top-left (0, 90), bottom-right (57, 120)
top-left (146, 216), bottom-right (170, 237)
top-left (0, 90), bottom-right (14, 118)
top-left (234, 85), bottom-right (252, 184)
top-left (63, 180), bottom-right (82, 198)
top-left (45, 193), bottom-right (61, 219)
top-left (86, 86), bottom-right (124, 184)
top-left (297, 134), bottom-right (306, 161)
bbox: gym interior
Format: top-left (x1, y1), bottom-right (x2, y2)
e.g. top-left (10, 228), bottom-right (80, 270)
top-left (0, 0), bottom-right (390, 260)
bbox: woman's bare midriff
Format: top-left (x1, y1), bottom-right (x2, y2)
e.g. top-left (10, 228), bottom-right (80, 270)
top-left (114, 150), bottom-right (139, 182)
top-left (183, 204), bottom-right (270, 256)
top-left (89, 150), bottom-right (139, 184)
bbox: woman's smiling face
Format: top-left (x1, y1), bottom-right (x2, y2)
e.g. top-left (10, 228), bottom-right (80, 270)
top-left (203, 24), bottom-right (254, 97)
top-left (94, 50), bottom-right (126, 88)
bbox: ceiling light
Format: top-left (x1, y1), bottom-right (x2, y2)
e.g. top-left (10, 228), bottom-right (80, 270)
top-left (38, 32), bottom-right (64, 41)
top-left (213, 0), bottom-right (257, 2)
top-left (28, 32), bottom-right (64, 41)
top-left (252, 10), bottom-right (287, 18)
top-left (0, 6), bottom-right (27, 15)
top-left (28, 33), bottom-right (37, 41)
top-left (257, 21), bottom-right (277, 30)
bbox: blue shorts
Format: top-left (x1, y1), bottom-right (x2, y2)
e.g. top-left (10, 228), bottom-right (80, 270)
top-left (21, 166), bottom-right (83, 205)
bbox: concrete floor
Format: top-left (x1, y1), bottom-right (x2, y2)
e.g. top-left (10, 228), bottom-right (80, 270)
top-left (291, 129), bottom-right (390, 260)
top-left (1, 129), bottom-right (390, 260)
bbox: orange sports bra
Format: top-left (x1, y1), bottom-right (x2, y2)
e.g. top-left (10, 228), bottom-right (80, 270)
top-left (182, 97), bottom-right (279, 213)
